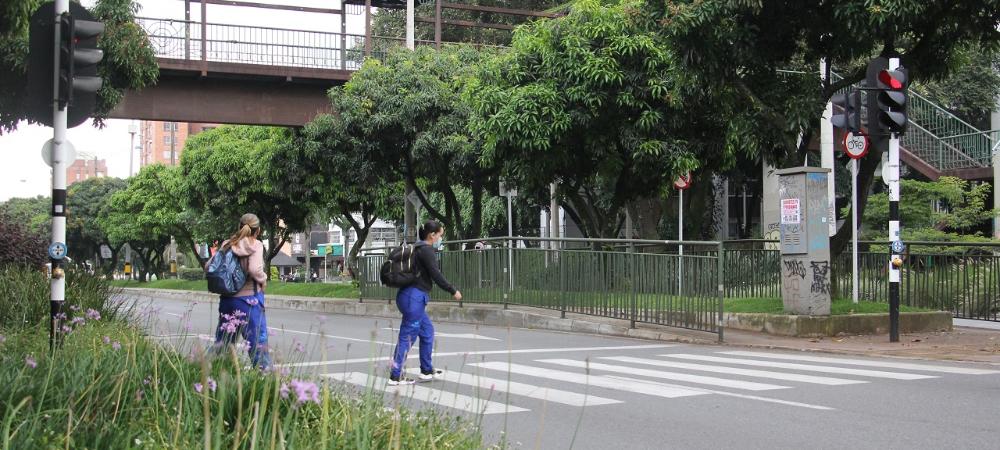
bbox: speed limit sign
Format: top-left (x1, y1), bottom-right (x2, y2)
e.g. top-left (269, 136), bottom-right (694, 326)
top-left (843, 132), bottom-right (870, 159)
top-left (673, 173), bottom-right (692, 190)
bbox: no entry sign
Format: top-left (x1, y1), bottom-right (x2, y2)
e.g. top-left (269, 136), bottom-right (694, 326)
top-left (673, 173), bottom-right (692, 190)
top-left (844, 132), bottom-right (870, 159)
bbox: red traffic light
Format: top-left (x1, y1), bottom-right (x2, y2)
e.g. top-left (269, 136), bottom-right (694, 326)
top-left (878, 69), bottom-right (907, 90)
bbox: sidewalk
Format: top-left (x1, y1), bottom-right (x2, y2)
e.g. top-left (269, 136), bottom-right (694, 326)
top-left (126, 287), bottom-right (1000, 365)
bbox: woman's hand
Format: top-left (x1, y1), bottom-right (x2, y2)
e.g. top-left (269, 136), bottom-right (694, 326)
top-left (453, 291), bottom-right (462, 301)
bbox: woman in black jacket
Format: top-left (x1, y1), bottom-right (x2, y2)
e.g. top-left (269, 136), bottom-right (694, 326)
top-left (388, 221), bottom-right (463, 385)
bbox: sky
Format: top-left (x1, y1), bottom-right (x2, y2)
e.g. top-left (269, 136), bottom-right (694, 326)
top-left (0, 0), bottom-right (375, 202)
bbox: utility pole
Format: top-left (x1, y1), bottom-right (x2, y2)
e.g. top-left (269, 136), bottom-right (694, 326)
top-left (169, 122), bottom-right (177, 166)
top-left (128, 121), bottom-right (137, 177)
top-left (402, 0), bottom-right (418, 243)
top-left (820, 59), bottom-right (837, 237)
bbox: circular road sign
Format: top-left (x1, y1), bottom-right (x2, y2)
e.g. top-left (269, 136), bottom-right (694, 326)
top-left (673, 173), bottom-right (692, 190)
top-left (844, 132), bottom-right (870, 159)
top-left (48, 242), bottom-right (67, 260)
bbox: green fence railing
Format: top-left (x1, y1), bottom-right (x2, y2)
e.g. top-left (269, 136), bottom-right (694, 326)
top-left (358, 237), bottom-right (726, 340)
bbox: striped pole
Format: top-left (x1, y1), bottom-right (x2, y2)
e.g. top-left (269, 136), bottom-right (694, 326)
top-left (887, 57), bottom-right (902, 343)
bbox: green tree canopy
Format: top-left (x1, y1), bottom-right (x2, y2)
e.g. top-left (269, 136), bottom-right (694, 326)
top-left (326, 45), bottom-right (497, 240)
top-left (469, 0), bottom-right (712, 238)
top-left (181, 126), bottom-right (312, 268)
top-left (637, 0), bottom-right (1000, 252)
top-left (0, 0), bottom-right (158, 133)
top-left (860, 177), bottom-right (995, 239)
top-left (66, 176), bottom-right (126, 270)
top-left (0, 195), bottom-right (50, 236)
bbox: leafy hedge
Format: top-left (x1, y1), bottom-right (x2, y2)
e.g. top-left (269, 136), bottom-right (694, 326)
top-left (0, 212), bottom-right (47, 269)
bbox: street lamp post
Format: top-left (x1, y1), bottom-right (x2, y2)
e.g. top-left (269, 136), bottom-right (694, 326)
top-left (128, 122), bottom-right (137, 176)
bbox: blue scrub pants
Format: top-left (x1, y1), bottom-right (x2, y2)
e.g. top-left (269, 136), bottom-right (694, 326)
top-left (390, 286), bottom-right (434, 378)
top-left (214, 291), bottom-right (271, 370)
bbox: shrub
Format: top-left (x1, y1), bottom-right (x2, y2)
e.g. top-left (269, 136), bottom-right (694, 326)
top-left (179, 266), bottom-right (205, 281)
top-left (0, 212), bottom-right (47, 269)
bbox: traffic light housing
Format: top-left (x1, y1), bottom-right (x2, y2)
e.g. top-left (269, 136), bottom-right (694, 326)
top-left (26, 2), bottom-right (105, 128)
top-left (831, 88), bottom-right (861, 133)
top-left (875, 68), bottom-right (908, 134)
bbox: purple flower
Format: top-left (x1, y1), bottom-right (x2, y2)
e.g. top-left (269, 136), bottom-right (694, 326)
top-left (25, 356), bottom-right (37, 369)
top-left (112, 341), bottom-right (122, 351)
top-left (55, 312), bottom-right (68, 320)
top-left (70, 305), bottom-right (80, 312)
top-left (143, 376), bottom-right (151, 385)
top-left (194, 383), bottom-right (204, 393)
top-left (288, 379), bottom-right (320, 405)
top-left (279, 383), bottom-right (290, 399)
top-left (207, 377), bottom-right (217, 392)
top-left (71, 317), bottom-right (86, 326)
top-left (85, 309), bottom-right (101, 320)
top-left (103, 336), bottom-right (111, 344)
top-left (318, 315), bottom-right (328, 325)
top-left (61, 325), bottom-right (73, 334)
top-left (293, 340), bottom-right (305, 353)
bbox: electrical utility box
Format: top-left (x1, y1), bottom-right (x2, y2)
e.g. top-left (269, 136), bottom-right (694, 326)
top-left (776, 167), bottom-right (832, 315)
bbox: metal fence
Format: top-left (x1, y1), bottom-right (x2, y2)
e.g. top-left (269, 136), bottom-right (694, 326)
top-left (358, 238), bottom-right (725, 340)
top-left (359, 238), bottom-right (1000, 327)
top-left (720, 240), bottom-right (1000, 321)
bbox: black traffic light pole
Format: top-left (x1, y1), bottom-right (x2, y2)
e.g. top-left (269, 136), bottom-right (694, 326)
top-left (885, 57), bottom-right (904, 344)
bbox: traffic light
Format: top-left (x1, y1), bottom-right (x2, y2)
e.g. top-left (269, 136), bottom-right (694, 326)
top-left (26, 2), bottom-right (104, 128)
top-left (875, 67), bottom-right (908, 134)
top-left (831, 88), bottom-right (861, 133)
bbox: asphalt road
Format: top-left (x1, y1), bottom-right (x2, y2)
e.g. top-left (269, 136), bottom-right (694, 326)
top-left (135, 293), bottom-right (1000, 450)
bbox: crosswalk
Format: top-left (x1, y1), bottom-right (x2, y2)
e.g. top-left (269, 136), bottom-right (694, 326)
top-left (321, 349), bottom-right (1000, 415)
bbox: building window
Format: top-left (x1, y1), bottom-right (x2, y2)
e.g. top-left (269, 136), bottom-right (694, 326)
top-left (163, 151), bottom-right (171, 159)
top-left (163, 122), bottom-right (178, 132)
top-left (164, 135), bottom-right (173, 146)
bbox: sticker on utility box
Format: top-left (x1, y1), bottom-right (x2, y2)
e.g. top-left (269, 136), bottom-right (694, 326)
top-left (781, 199), bottom-right (801, 225)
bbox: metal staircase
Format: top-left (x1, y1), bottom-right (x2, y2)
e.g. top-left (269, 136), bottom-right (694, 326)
top-left (832, 71), bottom-right (997, 180)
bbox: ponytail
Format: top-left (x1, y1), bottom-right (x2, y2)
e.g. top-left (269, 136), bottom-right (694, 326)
top-left (418, 220), bottom-right (443, 241)
top-left (227, 213), bottom-right (261, 247)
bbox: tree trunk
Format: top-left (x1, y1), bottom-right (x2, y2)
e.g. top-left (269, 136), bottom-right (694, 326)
top-left (830, 146), bottom-right (883, 258)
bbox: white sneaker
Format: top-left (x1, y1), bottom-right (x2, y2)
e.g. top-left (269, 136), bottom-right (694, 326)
top-left (418, 369), bottom-right (443, 381)
top-left (388, 375), bottom-right (415, 386)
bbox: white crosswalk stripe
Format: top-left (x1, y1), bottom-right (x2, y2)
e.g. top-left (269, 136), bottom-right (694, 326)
top-left (600, 356), bottom-right (867, 386)
top-left (662, 354), bottom-right (938, 380)
top-left (471, 362), bottom-right (707, 399)
top-left (719, 351), bottom-right (1000, 375)
top-left (404, 369), bottom-right (622, 407)
top-left (323, 372), bottom-right (528, 415)
top-left (538, 359), bottom-right (789, 391)
top-left (602, 375), bottom-right (836, 411)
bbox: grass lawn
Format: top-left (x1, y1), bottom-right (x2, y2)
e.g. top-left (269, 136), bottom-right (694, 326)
top-left (112, 279), bottom-right (360, 298)
top-left (725, 297), bottom-right (932, 315)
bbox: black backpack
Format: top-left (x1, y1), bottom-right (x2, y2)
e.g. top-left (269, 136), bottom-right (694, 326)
top-left (205, 246), bottom-right (248, 296)
top-left (379, 244), bottom-right (419, 288)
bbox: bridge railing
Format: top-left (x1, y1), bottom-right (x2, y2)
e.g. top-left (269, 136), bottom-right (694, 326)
top-left (138, 17), bottom-right (411, 71)
top-left (138, 17), bottom-right (502, 73)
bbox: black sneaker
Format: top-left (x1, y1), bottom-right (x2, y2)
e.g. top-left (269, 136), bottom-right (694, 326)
top-left (388, 374), bottom-right (415, 386)
top-left (418, 369), bottom-right (443, 381)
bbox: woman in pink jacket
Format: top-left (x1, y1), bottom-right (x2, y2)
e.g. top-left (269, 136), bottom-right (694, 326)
top-left (212, 213), bottom-right (271, 369)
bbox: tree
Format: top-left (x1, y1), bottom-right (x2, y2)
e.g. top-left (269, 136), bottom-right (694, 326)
top-left (913, 44), bottom-right (1000, 130)
top-left (326, 45), bottom-right (498, 241)
top-left (0, 211), bottom-right (48, 269)
top-left (0, 195), bottom-right (50, 236)
top-left (101, 168), bottom-right (173, 281)
top-left (181, 126), bottom-right (312, 271)
top-left (636, 0), bottom-right (1000, 255)
top-left (66, 176), bottom-right (126, 273)
top-left (0, 0), bottom-right (158, 133)
top-left (859, 177), bottom-right (995, 239)
top-left (469, 0), bottom-right (712, 239)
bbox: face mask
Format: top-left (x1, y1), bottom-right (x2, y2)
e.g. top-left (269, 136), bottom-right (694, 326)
top-left (433, 238), bottom-right (444, 250)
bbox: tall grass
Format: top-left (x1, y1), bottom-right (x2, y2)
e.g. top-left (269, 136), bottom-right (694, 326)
top-left (1, 267), bottom-right (490, 449)
top-left (0, 266), bottom-right (132, 330)
top-left (0, 321), bottom-right (490, 449)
